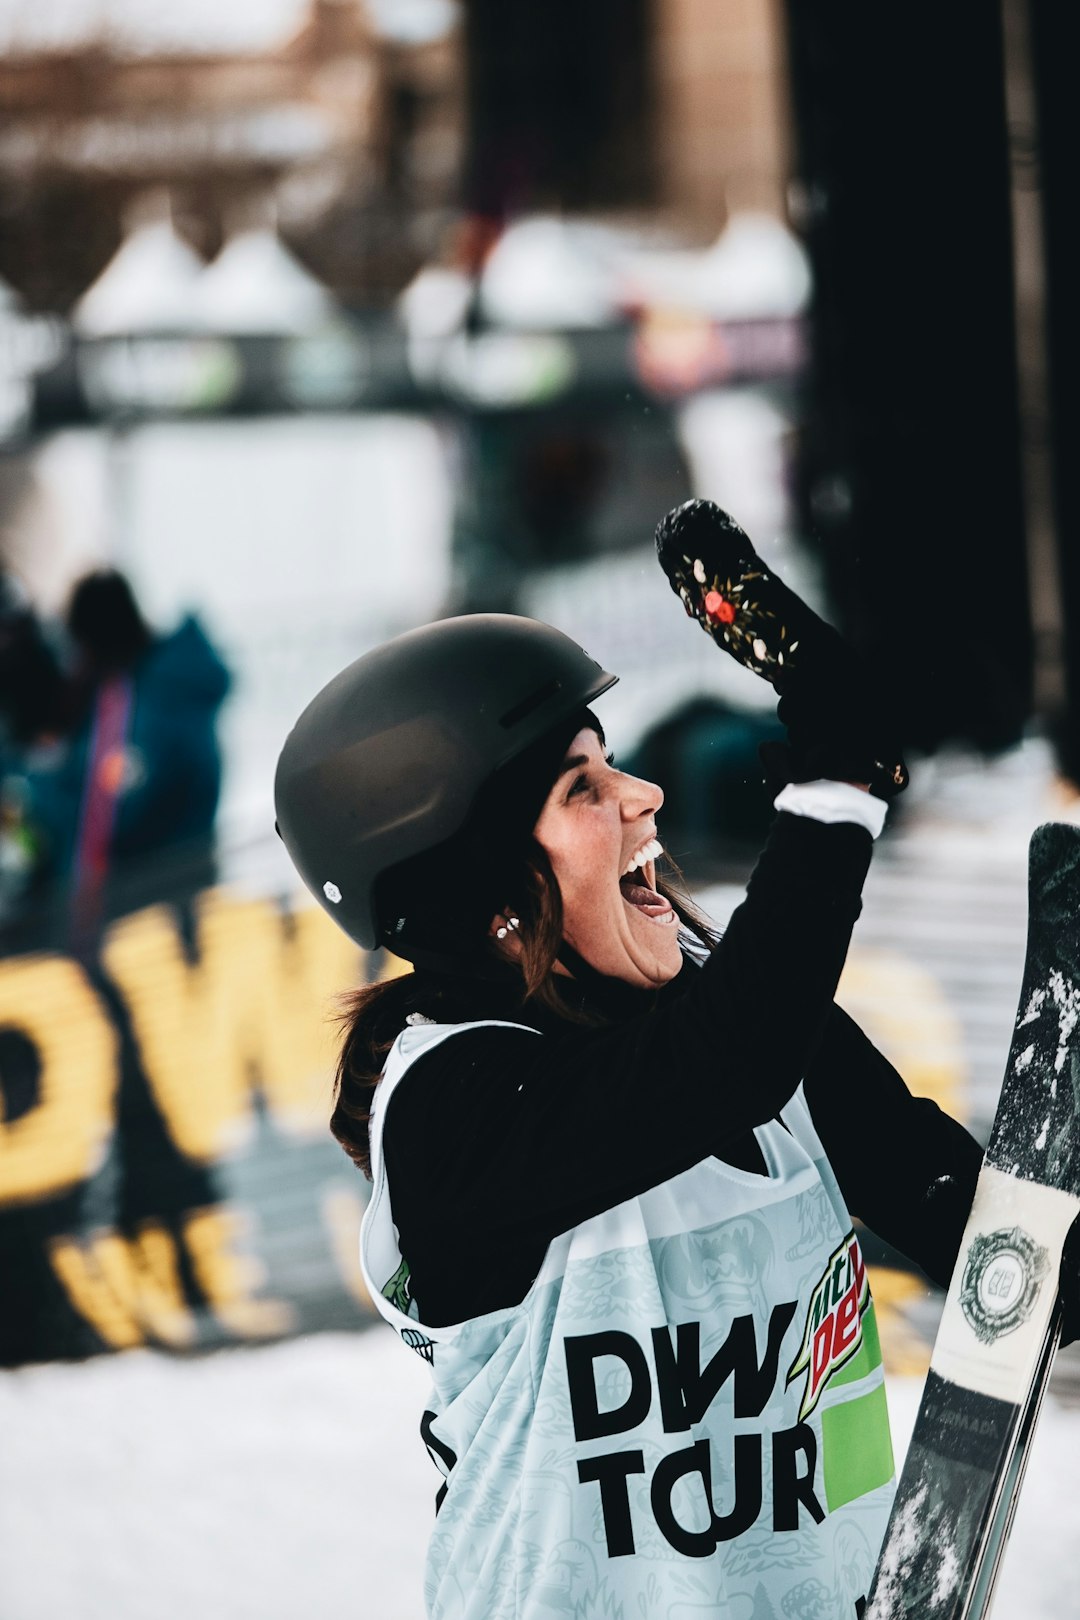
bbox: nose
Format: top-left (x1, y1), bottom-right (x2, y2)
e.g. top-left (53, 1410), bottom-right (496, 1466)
top-left (619, 767), bottom-right (664, 821)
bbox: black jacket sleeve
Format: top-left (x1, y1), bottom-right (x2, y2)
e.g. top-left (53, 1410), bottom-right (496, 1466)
top-left (385, 813), bottom-right (871, 1221)
top-left (383, 811), bottom-right (874, 1321)
top-left (803, 1005), bottom-right (983, 1290)
top-left (807, 1010), bottom-right (1080, 1340)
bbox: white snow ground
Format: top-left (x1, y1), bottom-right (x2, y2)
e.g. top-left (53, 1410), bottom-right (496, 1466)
top-left (1, 1326), bottom-right (1078, 1620)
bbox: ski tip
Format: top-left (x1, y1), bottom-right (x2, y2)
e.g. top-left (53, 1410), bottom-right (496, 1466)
top-left (1029, 822), bottom-right (1080, 866)
top-left (1027, 825), bottom-right (1080, 939)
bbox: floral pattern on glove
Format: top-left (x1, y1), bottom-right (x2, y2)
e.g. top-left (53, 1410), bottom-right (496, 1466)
top-left (656, 498), bottom-right (801, 688)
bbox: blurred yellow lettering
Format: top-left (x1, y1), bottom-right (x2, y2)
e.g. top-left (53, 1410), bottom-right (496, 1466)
top-left (0, 955), bottom-right (118, 1204)
top-left (102, 892), bottom-right (360, 1161)
top-left (48, 1222), bottom-right (196, 1349)
top-left (182, 1205), bottom-right (293, 1337)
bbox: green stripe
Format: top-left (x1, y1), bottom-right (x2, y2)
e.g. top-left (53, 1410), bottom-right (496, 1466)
top-left (821, 1382), bottom-right (895, 1511)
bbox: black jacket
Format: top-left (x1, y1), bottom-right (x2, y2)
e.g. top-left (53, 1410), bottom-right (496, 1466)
top-left (379, 813), bottom-right (983, 1328)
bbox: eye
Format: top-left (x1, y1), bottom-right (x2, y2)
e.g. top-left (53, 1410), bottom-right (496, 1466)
top-left (567, 751), bottom-right (615, 798)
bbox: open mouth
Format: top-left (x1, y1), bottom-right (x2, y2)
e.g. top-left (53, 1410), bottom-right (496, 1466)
top-left (618, 837), bottom-right (678, 924)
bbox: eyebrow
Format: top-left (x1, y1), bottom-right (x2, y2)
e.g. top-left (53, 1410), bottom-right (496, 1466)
top-left (557, 736), bottom-right (612, 778)
top-left (557, 753), bottom-right (590, 778)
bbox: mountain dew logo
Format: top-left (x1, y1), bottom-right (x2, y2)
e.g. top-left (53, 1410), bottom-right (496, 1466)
top-left (787, 1231), bottom-right (870, 1420)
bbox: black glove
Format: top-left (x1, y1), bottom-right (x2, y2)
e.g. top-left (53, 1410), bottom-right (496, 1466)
top-left (1059, 1215), bottom-right (1080, 1346)
top-left (655, 498), bottom-right (909, 801)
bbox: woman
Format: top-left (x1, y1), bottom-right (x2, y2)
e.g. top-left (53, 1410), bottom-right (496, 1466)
top-left (274, 502), bottom-right (982, 1620)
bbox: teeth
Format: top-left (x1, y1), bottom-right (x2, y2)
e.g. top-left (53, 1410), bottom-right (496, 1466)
top-left (623, 837), bottom-right (664, 877)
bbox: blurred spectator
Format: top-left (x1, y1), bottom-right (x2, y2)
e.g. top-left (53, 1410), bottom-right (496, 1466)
top-left (14, 569), bottom-right (231, 942)
top-left (620, 696), bottom-right (785, 865)
top-left (0, 570), bottom-right (77, 927)
top-left (0, 570), bottom-right (73, 750)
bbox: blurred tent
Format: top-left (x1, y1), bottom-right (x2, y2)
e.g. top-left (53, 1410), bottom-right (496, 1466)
top-left (194, 227), bottom-right (337, 336)
top-left (73, 206), bottom-right (206, 337)
top-left (396, 263), bottom-right (474, 386)
top-left (0, 274), bottom-right (21, 317)
top-left (618, 212), bottom-right (813, 322)
top-left (399, 210), bottom-right (814, 337)
top-left (0, 273), bottom-right (34, 440)
top-left (475, 215), bottom-right (625, 330)
top-left (0, 276), bottom-right (68, 444)
top-left (362, 0), bottom-right (459, 46)
top-left (73, 197), bottom-right (339, 341)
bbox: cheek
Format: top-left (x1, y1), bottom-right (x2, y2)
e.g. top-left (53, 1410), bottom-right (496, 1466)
top-left (542, 838), bottom-right (618, 929)
top-left (551, 847), bottom-right (609, 910)
top-left (539, 814), bottom-right (611, 890)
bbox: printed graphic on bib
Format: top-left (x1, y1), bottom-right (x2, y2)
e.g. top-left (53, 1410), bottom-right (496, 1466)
top-left (787, 1231), bottom-right (870, 1420)
top-left (382, 1256), bottom-right (414, 1315)
top-left (564, 1302), bottom-right (827, 1558)
top-left (382, 1256), bottom-right (435, 1360)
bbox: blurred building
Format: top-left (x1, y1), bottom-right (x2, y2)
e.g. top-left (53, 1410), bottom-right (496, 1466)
top-left (8, 0), bottom-right (1071, 767)
top-left (0, 0), bottom-right (465, 311)
top-left (0, 0), bottom-right (795, 317)
top-left (462, 0), bottom-right (791, 232)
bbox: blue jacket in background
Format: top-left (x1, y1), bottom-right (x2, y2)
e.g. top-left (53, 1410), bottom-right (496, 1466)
top-left (25, 613), bottom-right (232, 887)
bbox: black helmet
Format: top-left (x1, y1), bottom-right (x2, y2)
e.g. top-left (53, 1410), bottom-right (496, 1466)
top-left (274, 614), bottom-right (617, 952)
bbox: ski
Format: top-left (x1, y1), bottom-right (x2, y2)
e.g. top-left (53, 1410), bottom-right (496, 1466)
top-left (964, 1307), bottom-right (1060, 1619)
top-left (866, 821), bottom-right (1080, 1620)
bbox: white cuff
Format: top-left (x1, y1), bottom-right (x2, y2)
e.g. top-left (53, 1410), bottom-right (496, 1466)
top-left (773, 779), bottom-right (888, 840)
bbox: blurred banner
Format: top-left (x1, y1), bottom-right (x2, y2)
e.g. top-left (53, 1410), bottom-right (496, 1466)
top-left (27, 316), bottom-right (805, 428)
top-left (0, 883), bottom-right (377, 1367)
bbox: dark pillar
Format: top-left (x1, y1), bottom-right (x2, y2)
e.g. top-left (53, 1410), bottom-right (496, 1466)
top-left (462, 0), bottom-right (655, 216)
top-left (783, 4), bottom-right (1031, 751)
top-left (1029, 0), bottom-right (1080, 785)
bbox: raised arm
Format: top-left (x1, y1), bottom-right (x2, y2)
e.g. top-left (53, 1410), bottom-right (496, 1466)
top-left (383, 800), bottom-right (880, 1324)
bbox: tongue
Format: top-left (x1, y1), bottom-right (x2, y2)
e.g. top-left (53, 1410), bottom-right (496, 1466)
top-left (620, 879), bottom-right (671, 917)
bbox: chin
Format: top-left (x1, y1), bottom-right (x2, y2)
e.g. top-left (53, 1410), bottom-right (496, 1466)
top-left (570, 910), bottom-right (684, 987)
top-left (649, 952), bottom-right (684, 986)
top-left (633, 923), bottom-right (685, 986)
top-left (621, 940), bottom-right (684, 989)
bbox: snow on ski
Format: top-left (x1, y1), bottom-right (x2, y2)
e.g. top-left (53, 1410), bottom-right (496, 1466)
top-left (866, 822), bottom-right (1080, 1619)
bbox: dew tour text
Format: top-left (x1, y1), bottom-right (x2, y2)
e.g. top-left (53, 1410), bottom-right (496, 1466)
top-left (565, 1303), bottom-right (827, 1558)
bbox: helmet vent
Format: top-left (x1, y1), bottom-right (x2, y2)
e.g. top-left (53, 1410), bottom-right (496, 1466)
top-left (499, 677), bottom-right (562, 729)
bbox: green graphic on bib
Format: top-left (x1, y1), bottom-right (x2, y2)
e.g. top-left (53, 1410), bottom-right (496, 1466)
top-left (822, 1382), bottom-right (895, 1512)
top-left (786, 1231), bottom-right (872, 1419)
top-left (382, 1257), bottom-right (414, 1316)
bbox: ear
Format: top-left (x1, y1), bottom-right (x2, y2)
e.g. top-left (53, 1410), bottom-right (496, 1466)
top-left (489, 913), bottom-right (523, 956)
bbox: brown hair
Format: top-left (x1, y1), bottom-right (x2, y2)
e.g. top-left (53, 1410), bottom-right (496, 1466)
top-left (330, 843), bottom-right (719, 1178)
